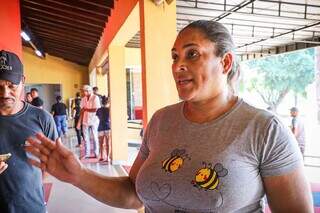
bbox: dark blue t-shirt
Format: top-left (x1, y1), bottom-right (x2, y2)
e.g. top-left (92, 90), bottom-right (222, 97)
top-left (96, 107), bottom-right (110, 131)
top-left (0, 102), bottom-right (58, 213)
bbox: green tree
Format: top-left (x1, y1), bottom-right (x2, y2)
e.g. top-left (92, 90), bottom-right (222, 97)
top-left (244, 48), bottom-right (315, 111)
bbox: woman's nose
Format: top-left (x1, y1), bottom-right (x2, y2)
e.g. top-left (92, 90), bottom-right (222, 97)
top-left (173, 60), bottom-right (187, 73)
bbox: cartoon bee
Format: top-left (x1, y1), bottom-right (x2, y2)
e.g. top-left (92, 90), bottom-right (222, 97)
top-left (162, 149), bottom-right (190, 173)
top-left (192, 162), bottom-right (228, 190)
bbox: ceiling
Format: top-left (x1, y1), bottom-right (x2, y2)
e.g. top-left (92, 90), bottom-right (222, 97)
top-left (21, 0), bottom-right (320, 66)
top-left (127, 0), bottom-right (320, 59)
top-left (20, 0), bottom-right (115, 66)
top-left (176, 0), bottom-right (320, 59)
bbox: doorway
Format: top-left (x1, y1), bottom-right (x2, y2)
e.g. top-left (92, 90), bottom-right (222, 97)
top-left (25, 84), bottom-right (62, 112)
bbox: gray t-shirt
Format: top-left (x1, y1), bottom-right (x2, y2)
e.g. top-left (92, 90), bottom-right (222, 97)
top-left (136, 99), bottom-right (302, 213)
top-left (0, 102), bottom-right (58, 213)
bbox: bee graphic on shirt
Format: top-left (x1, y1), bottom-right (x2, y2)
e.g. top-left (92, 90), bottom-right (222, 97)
top-left (162, 149), bottom-right (191, 173)
top-left (192, 162), bottom-right (228, 191)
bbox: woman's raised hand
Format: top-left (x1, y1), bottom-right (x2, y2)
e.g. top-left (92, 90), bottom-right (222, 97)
top-left (25, 133), bottom-right (84, 185)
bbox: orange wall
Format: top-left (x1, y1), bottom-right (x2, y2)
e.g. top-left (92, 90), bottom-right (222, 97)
top-left (89, 0), bottom-right (139, 70)
top-left (23, 47), bottom-right (89, 103)
top-left (0, 0), bottom-right (22, 58)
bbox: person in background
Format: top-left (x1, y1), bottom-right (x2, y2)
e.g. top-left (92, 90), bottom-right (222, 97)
top-left (290, 107), bottom-right (306, 156)
top-left (0, 50), bottom-right (58, 212)
top-left (32, 96), bottom-right (44, 109)
top-left (25, 21), bottom-right (313, 212)
top-left (77, 85), bottom-right (100, 158)
top-left (93, 86), bottom-right (102, 104)
top-left (51, 95), bottom-right (68, 137)
top-left (73, 96), bottom-right (82, 147)
top-left (25, 92), bottom-right (32, 103)
top-left (96, 96), bottom-right (111, 162)
top-left (30, 88), bottom-right (44, 107)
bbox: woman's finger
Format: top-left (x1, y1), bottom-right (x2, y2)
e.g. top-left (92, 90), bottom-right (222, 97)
top-left (28, 159), bottom-right (46, 171)
top-left (26, 137), bottom-right (52, 156)
top-left (56, 139), bottom-right (72, 158)
top-left (24, 146), bottom-right (49, 163)
top-left (35, 133), bottom-right (56, 150)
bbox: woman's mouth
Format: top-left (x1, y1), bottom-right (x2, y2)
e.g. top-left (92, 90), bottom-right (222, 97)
top-left (177, 79), bottom-right (193, 85)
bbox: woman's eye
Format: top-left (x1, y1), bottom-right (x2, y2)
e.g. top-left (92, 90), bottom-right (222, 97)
top-left (171, 53), bottom-right (178, 62)
top-left (187, 50), bottom-right (199, 59)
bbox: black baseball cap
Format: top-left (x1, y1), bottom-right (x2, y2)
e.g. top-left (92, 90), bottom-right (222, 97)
top-left (0, 50), bottom-right (23, 84)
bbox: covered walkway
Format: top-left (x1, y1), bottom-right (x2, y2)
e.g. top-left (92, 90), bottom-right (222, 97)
top-left (1, 0), bottom-right (320, 212)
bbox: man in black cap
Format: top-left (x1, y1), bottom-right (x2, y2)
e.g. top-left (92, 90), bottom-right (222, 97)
top-left (0, 50), bottom-right (58, 213)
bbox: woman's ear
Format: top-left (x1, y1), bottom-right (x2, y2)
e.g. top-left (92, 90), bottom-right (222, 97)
top-left (221, 52), bottom-right (233, 75)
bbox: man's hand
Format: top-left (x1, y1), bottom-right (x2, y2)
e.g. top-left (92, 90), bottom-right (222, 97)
top-left (76, 121), bottom-right (81, 130)
top-left (0, 161), bottom-right (8, 174)
top-left (25, 133), bottom-right (84, 185)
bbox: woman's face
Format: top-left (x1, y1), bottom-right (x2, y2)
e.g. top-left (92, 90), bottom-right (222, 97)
top-left (171, 28), bottom-right (229, 102)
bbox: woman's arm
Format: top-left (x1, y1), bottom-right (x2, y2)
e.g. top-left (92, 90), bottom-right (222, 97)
top-left (75, 152), bottom-right (146, 209)
top-left (75, 168), bottom-right (143, 209)
top-left (25, 133), bottom-right (144, 209)
top-left (263, 166), bottom-right (313, 212)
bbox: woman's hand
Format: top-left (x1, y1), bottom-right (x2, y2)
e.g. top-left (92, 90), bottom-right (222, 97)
top-left (25, 133), bottom-right (84, 185)
top-left (0, 161), bottom-right (8, 174)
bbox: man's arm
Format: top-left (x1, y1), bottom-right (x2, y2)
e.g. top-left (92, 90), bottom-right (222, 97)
top-left (263, 167), bottom-right (313, 212)
top-left (83, 108), bottom-right (98, 113)
top-left (82, 95), bottom-right (100, 113)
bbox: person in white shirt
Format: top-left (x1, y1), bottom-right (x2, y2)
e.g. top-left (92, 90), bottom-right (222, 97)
top-left (77, 85), bottom-right (101, 158)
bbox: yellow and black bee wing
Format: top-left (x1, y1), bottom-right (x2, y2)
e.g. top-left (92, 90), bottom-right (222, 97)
top-left (171, 148), bottom-right (186, 157)
top-left (214, 163), bottom-right (228, 177)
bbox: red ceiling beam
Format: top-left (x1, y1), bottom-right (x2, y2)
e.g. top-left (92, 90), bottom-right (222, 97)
top-left (0, 0), bottom-right (22, 58)
top-left (89, 0), bottom-right (139, 69)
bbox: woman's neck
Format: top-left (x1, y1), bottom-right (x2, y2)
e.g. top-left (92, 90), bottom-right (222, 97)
top-left (184, 91), bottom-right (238, 124)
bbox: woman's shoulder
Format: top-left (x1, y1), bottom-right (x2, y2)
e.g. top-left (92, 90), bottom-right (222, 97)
top-left (152, 102), bottom-right (183, 118)
top-left (235, 99), bottom-right (277, 125)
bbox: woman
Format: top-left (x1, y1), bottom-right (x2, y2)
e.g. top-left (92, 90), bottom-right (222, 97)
top-left (25, 20), bottom-right (313, 212)
top-left (96, 96), bottom-right (111, 162)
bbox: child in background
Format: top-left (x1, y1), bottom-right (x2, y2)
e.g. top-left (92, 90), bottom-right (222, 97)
top-left (73, 97), bottom-right (82, 147)
top-left (96, 96), bottom-right (111, 162)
